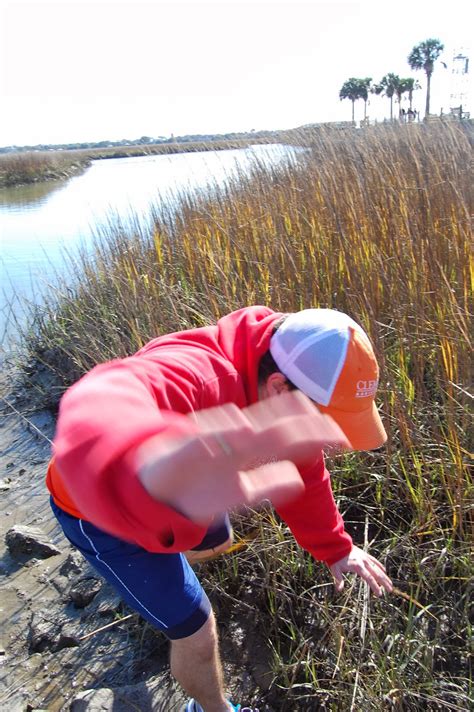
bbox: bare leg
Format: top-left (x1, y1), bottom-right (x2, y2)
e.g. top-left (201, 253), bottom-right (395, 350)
top-left (170, 610), bottom-right (230, 712)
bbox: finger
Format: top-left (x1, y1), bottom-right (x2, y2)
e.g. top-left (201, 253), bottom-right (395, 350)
top-left (243, 391), bottom-right (316, 430)
top-left (329, 566), bottom-right (345, 592)
top-left (250, 413), bottom-right (349, 466)
top-left (244, 391), bottom-right (348, 440)
top-left (360, 554), bottom-right (393, 593)
top-left (192, 394), bottom-right (350, 468)
top-left (366, 553), bottom-right (388, 572)
top-left (191, 402), bottom-right (252, 434)
top-left (205, 410), bottom-right (349, 473)
top-left (357, 565), bottom-right (383, 597)
top-left (239, 460), bottom-right (305, 508)
top-left (365, 561), bottom-right (393, 593)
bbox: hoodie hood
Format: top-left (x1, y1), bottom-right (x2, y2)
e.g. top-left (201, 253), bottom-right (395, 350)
top-left (216, 306), bottom-right (284, 404)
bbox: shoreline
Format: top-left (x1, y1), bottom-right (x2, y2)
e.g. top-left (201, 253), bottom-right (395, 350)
top-left (0, 138), bottom-right (270, 189)
top-left (0, 157), bottom-right (91, 190)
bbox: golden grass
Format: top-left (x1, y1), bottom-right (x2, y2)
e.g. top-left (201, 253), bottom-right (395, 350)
top-left (0, 150), bottom-right (92, 187)
top-left (20, 120), bottom-right (473, 710)
top-left (28, 122), bottom-right (472, 528)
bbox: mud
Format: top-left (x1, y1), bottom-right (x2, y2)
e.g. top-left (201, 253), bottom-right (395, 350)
top-left (0, 370), bottom-right (273, 711)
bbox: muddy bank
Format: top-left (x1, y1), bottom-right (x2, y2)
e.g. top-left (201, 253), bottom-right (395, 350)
top-left (0, 370), bottom-right (273, 711)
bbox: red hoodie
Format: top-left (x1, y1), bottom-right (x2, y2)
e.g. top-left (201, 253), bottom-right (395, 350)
top-left (49, 306), bottom-right (352, 565)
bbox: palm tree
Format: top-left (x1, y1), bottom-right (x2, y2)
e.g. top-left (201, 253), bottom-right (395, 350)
top-left (359, 77), bottom-right (372, 120)
top-left (339, 78), bottom-right (362, 123)
top-left (408, 38), bottom-right (444, 118)
top-left (339, 77), bottom-right (372, 123)
top-left (372, 73), bottom-right (400, 121)
top-left (394, 77), bottom-right (407, 119)
top-left (403, 77), bottom-right (421, 110)
top-left (394, 77), bottom-right (417, 119)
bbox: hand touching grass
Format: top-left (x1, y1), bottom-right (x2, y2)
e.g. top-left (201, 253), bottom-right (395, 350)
top-left (329, 545), bottom-right (393, 597)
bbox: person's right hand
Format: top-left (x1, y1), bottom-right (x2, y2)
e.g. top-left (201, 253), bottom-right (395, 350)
top-left (329, 545), bottom-right (393, 597)
top-left (136, 391), bottom-right (350, 524)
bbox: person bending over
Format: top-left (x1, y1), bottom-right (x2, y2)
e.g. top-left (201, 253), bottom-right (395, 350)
top-left (47, 306), bottom-right (393, 712)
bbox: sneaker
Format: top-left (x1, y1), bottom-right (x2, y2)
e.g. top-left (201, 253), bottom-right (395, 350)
top-left (185, 700), bottom-right (255, 712)
top-left (184, 701), bottom-right (202, 712)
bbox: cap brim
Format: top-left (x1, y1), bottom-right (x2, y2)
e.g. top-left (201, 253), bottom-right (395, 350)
top-left (318, 401), bottom-right (387, 451)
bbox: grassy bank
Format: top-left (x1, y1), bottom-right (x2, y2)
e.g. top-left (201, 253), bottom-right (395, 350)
top-left (19, 121), bottom-right (472, 710)
top-left (0, 150), bottom-right (92, 188)
top-left (0, 138), bottom-right (269, 187)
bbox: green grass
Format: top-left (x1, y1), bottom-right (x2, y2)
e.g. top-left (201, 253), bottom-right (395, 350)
top-left (14, 120), bottom-right (473, 710)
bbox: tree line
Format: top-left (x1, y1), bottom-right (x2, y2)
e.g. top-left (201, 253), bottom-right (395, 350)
top-left (339, 38), bottom-right (445, 123)
top-left (0, 129), bottom-right (278, 154)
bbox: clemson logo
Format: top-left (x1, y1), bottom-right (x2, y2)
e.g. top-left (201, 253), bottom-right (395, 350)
top-left (356, 379), bottom-right (378, 398)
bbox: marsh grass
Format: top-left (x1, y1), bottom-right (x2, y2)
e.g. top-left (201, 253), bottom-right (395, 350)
top-left (0, 150), bottom-right (92, 187)
top-left (17, 121), bottom-right (473, 710)
top-left (0, 138), bottom-right (266, 187)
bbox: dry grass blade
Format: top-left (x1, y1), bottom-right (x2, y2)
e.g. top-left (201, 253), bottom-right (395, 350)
top-left (391, 586), bottom-right (439, 621)
top-left (78, 614), bottom-right (135, 642)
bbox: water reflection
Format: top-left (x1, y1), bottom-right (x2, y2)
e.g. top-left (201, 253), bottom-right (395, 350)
top-left (0, 178), bottom-right (68, 209)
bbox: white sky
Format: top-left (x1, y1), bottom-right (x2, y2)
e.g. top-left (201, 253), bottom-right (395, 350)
top-left (0, 0), bottom-right (472, 146)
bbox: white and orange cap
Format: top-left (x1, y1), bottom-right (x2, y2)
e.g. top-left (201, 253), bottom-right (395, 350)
top-left (270, 309), bottom-right (387, 450)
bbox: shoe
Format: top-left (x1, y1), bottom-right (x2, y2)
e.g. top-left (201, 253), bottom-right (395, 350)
top-left (184, 701), bottom-right (202, 712)
top-left (185, 702), bottom-right (239, 711)
top-left (185, 699), bottom-right (257, 711)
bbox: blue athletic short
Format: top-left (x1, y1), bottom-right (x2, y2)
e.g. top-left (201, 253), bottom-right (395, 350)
top-left (50, 498), bottom-right (231, 639)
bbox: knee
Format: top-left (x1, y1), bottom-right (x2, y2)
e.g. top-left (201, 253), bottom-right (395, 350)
top-left (171, 611), bottom-right (218, 663)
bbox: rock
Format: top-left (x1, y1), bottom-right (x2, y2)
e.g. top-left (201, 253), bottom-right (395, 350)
top-left (70, 578), bottom-right (102, 608)
top-left (25, 558), bottom-right (42, 568)
top-left (52, 573), bottom-right (70, 594)
top-left (70, 688), bottom-right (114, 711)
top-left (29, 615), bottom-right (61, 653)
top-left (70, 677), bottom-right (186, 711)
top-left (2, 692), bottom-right (29, 712)
top-left (60, 550), bottom-right (85, 577)
top-left (5, 525), bottom-right (61, 559)
top-left (29, 615), bottom-right (80, 652)
top-left (95, 591), bottom-right (122, 616)
top-left (56, 630), bottom-right (80, 650)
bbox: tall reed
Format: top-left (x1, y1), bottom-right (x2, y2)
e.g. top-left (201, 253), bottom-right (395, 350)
top-left (20, 121), bottom-right (472, 710)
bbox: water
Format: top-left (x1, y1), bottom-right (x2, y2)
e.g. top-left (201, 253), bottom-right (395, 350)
top-left (0, 144), bottom-right (294, 347)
